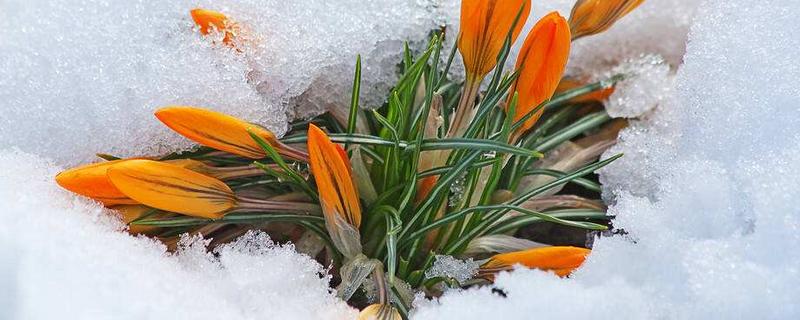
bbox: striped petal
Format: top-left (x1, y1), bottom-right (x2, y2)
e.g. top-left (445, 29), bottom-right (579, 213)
top-left (481, 246), bottom-right (590, 278)
top-left (155, 106), bottom-right (289, 160)
top-left (307, 124), bottom-right (361, 228)
top-left (508, 12), bottom-right (571, 141)
top-left (107, 159), bottom-right (236, 219)
top-left (458, 0), bottom-right (530, 82)
top-left (55, 160), bottom-right (138, 206)
top-left (568, 0), bottom-right (644, 40)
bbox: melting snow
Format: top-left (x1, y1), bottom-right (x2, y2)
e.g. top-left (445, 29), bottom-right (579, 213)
top-left (2, 0), bottom-right (797, 319)
top-left (414, 0), bottom-right (800, 319)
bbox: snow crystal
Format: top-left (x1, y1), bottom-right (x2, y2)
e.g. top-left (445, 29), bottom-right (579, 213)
top-left (604, 54), bottom-right (673, 118)
top-left (414, 0), bottom-right (800, 319)
top-left (424, 255), bottom-right (480, 284)
top-left (0, 0), bottom-right (447, 166)
top-left (0, 150), bottom-right (355, 319)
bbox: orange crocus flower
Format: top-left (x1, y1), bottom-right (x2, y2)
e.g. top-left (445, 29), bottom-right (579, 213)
top-left (307, 124), bottom-right (361, 229)
top-left (190, 8), bottom-right (237, 45)
top-left (480, 246), bottom-right (590, 278)
top-left (107, 160), bottom-right (237, 219)
top-left (55, 160), bottom-right (138, 206)
top-left (458, 0), bottom-right (531, 83)
top-left (155, 106), bottom-right (307, 161)
top-left (568, 0), bottom-right (644, 40)
top-left (307, 124), bottom-right (363, 257)
top-left (450, 0), bottom-right (531, 137)
top-left (508, 12), bottom-right (571, 141)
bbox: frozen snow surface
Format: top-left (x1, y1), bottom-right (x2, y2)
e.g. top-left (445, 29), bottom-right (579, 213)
top-left (2, 0), bottom-right (799, 319)
top-left (415, 1), bottom-right (800, 319)
top-left (0, 151), bottom-right (356, 319)
top-left (0, 0), bottom-right (447, 165)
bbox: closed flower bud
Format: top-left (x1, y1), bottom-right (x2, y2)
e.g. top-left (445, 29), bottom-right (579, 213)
top-left (107, 159), bottom-right (237, 219)
top-left (568, 0), bottom-right (644, 40)
top-left (508, 12), bottom-right (571, 142)
top-left (155, 106), bottom-right (307, 161)
top-left (480, 246), bottom-right (591, 278)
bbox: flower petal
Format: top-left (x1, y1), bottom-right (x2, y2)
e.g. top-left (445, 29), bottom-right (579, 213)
top-left (55, 160), bottom-right (138, 206)
top-left (481, 246), bottom-right (590, 277)
top-left (458, 0), bottom-right (530, 81)
top-left (190, 8), bottom-right (236, 45)
top-left (107, 159), bottom-right (236, 219)
top-left (508, 12), bottom-right (571, 140)
top-left (568, 0), bottom-right (644, 40)
top-left (307, 124), bottom-right (361, 228)
top-left (358, 304), bottom-right (402, 320)
top-left (155, 106), bottom-right (280, 159)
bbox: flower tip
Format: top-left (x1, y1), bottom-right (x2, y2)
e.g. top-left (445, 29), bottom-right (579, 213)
top-left (190, 8), bottom-right (228, 34)
top-left (358, 304), bottom-right (402, 320)
top-left (55, 160), bottom-right (138, 206)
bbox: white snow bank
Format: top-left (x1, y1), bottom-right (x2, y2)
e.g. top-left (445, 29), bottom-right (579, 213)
top-left (0, 150), bottom-right (355, 319)
top-left (414, 1), bottom-right (800, 319)
top-left (0, 0), bottom-right (446, 165)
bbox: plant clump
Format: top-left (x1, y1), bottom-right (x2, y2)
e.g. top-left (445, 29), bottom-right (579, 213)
top-left (55, 0), bottom-right (643, 318)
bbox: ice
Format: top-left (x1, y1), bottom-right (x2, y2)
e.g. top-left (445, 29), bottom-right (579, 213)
top-left (414, 0), bottom-right (800, 319)
top-left (604, 54), bottom-right (673, 118)
top-left (0, 0), bottom-right (447, 166)
top-left (0, 150), bottom-right (355, 319)
top-left (424, 255), bottom-right (480, 284)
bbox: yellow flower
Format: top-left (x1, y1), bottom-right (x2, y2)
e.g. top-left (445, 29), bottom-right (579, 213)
top-left (55, 160), bottom-right (138, 206)
top-left (458, 0), bottom-right (531, 83)
top-left (107, 159), bottom-right (237, 219)
top-left (568, 0), bottom-right (644, 40)
top-left (190, 8), bottom-right (237, 45)
top-left (358, 304), bottom-right (402, 320)
top-left (155, 106), bottom-right (307, 161)
top-left (481, 246), bottom-right (590, 278)
top-left (508, 12), bottom-right (571, 142)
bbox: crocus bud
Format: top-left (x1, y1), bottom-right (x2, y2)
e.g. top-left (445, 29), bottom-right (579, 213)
top-left (508, 12), bottom-right (571, 142)
top-left (155, 106), bottom-right (306, 161)
top-left (358, 304), bottom-right (402, 320)
top-left (307, 124), bottom-right (363, 258)
top-left (107, 159), bottom-right (237, 219)
top-left (480, 246), bottom-right (591, 278)
top-left (568, 0), bottom-right (644, 40)
top-left (458, 0), bottom-right (530, 83)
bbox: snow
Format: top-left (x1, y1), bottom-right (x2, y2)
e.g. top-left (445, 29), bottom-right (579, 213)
top-left (0, 0), bottom-right (447, 165)
top-left (0, 150), bottom-right (356, 319)
top-left (414, 0), bottom-right (800, 319)
top-left (2, 0), bottom-right (799, 319)
top-left (0, 150), bottom-right (355, 319)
